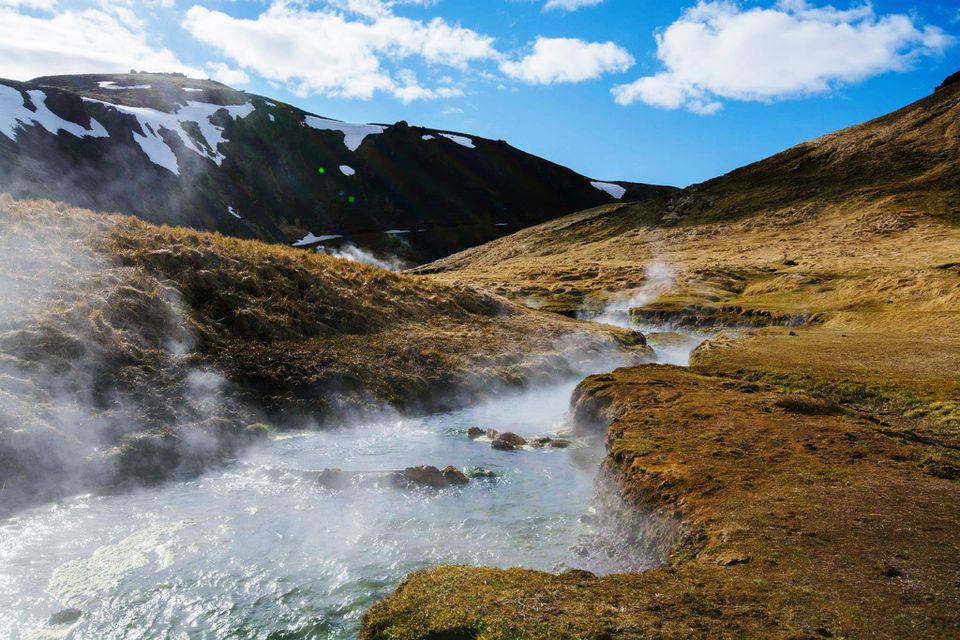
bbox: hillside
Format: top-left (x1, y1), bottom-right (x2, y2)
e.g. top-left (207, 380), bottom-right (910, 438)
top-left (0, 72), bottom-right (674, 262)
top-left (364, 75), bottom-right (960, 638)
top-left (0, 195), bottom-right (650, 513)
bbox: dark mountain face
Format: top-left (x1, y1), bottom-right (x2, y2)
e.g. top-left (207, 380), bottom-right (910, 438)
top-left (0, 73), bottom-right (675, 262)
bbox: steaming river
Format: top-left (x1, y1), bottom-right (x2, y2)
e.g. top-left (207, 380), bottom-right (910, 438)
top-left (0, 334), bottom-right (703, 640)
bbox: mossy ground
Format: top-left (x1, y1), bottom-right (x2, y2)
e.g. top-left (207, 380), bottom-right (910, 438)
top-left (362, 366), bottom-right (960, 640)
top-left (364, 81), bottom-right (960, 639)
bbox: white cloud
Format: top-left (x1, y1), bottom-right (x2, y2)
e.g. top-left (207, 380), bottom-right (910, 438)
top-left (206, 61), bottom-right (249, 86)
top-left (182, 1), bottom-right (496, 101)
top-left (501, 37), bottom-right (633, 84)
top-left (543, 0), bottom-right (604, 12)
top-left (0, 6), bottom-right (200, 81)
top-left (613, 0), bottom-right (955, 114)
top-left (0, 0), bottom-right (58, 9)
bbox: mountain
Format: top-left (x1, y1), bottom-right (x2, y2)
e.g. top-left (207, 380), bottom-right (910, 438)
top-left (0, 72), bottom-right (675, 262)
top-left (416, 69), bottom-right (960, 305)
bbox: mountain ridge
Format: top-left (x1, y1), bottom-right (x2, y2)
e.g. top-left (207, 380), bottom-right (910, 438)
top-left (0, 72), bottom-right (675, 262)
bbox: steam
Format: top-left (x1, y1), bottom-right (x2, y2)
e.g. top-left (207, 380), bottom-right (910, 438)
top-left (316, 242), bottom-right (410, 272)
top-left (584, 260), bottom-right (676, 329)
top-left (0, 197), bottom-right (251, 513)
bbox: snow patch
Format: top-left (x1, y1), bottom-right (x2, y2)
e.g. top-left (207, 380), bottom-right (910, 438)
top-left (591, 181), bottom-right (626, 199)
top-left (421, 134), bottom-right (435, 140)
top-left (98, 81), bottom-right (152, 90)
top-left (303, 115), bottom-right (385, 152)
top-left (0, 85), bottom-right (108, 141)
top-left (384, 229), bottom-right (411, 235)
top-left (227, 206), bottom-right (241, 219)
top-left (182, 88), bottom-right (204, 93)
top-left (439, 133), bottom-right (475, 148)
top-left (84, 97), bottom-right (256, 175)
top-left (292, 232), bottom-right (343, 247)
top-left (339, 165), bottom-right (355, 176)
top-left (268, 114), bottom-right (275, 122)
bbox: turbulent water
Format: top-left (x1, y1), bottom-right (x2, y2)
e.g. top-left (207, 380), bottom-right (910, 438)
top-left (0, 379), bottom-right (617, 640)
top-left (0, 331), bottom-right (703, 640)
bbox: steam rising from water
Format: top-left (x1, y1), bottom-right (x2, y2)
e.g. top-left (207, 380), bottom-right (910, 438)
top-left (588, 261), bottom-right (676, 329)
top-left (0, 378), bottom-right (647, 639)
top-left (317, 243), bottom-right (410, 272)
top-left (0, 202), bottom-right (246, 512)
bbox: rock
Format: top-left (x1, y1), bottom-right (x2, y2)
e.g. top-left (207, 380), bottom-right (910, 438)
top-left (783, 259), bottom-right (799, 266)
top-left (313, 468), bottom-right (347, 489)
top-left (244, 422), bottom-right (271, 439)
top-left (396, 465), bottom-right (470, 489)
top-left (486, 428), bottom-right (499, 440)
top-left (715, 552), bottom-right (751, 566)
top-left (881, 564), bottom-right (905, 578)
top-left (466, 467), bottom-right (498, 479)
top-left (441, 465), bottom-right (469, 485)
top-left (498, 432), bottom-right (527, 447)
top-left (549, 439), bottom-right (572, 449)
top-left (48, 609), bottom-right (82, 626)
top-left (491, 439), bottom-right (516, 451)
top-left (530, 437), bottom-right (553, 448)
top-left (466, 426), bottom-right (484, 439)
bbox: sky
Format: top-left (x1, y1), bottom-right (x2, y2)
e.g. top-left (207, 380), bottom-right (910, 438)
top-left (0, 0), bottom-right (957, 187)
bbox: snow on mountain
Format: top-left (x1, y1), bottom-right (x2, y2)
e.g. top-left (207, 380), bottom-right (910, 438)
top-left (84, 98), bottom-right (256, 175)
top-left (0, 86), bottom-right (108, 141)
top-left (590, 181), bottom-right (627, 199)
top-left (303, 115), bottom-right (385, 152)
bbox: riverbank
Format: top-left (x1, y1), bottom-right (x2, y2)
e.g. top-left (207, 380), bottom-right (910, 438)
top-left (362, 345), bottom-right (960, 639)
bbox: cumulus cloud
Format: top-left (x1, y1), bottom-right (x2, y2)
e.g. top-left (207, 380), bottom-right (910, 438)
top-left (206, 61), bottom-right (250, 85)
top-left (182, 0), bottom-right (495, 101)
top-left (501, 37), bottom-right (634, 84)
top-left (544, 0), bottom-right (604, 12)
top-left (613, 0), bottom-right (954, 114)
top-left (0, 5), bottom-right (200, 81)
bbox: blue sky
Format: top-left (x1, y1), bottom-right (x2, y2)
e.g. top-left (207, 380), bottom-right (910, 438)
top-left (0, 0), bottom-right (957, 186)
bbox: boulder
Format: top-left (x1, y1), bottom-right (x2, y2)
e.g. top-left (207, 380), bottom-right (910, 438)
top-left (498, 432), bottom-right (527, 447)
top-left (442, 465), bottom-right (470, 485)
top-left (486, 428), bottom-right (500, 440)
top-left (530, 437), bottom-right (553, 448)
top-left (466, 426), bottom-right (484, 439)
top-left (491, 439), bottom-right (516, 451)
top-left (396, 465), bottom-right (470, 489)
top-left (549, 439), bottom-right (572, 449)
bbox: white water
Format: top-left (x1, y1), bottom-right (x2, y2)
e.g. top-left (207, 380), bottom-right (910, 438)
top-left (0, 322), bottom-right (704, 640)
top-left (0, 380), bottom-right (621, 640)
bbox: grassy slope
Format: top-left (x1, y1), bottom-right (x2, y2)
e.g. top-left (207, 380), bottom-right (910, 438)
top-left (363, 81), bottom-right (960, 636)
top-left (0, 196), bottom-right (648, 510)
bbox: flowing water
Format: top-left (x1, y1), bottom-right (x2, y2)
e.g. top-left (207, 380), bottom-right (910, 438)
top-left (0, 334), bottom-right (705, 640)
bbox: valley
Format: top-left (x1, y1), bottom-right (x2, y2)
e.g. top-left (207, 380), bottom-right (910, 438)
top-left (1, 68), bottom-right (958, 640)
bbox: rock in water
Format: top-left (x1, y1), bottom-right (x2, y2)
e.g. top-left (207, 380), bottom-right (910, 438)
top-left (48, 609), bottom-right (82, 625)
top-left (441, 465), bottom-right (470, 485)
top-left (549, 439), bottom-right (572, 449)
top-left (466, 467), bottom-right (498, 479)
top-left (395, 465), bottom-right (470, 489)
top-left (466, 426), bottom-right (484, 439)
top-left (530, 437), bottom-right (553, 448)
top-left (491, 439), bottom-right (516, 451)
top-left (486, 428), bottom-right (500, 440)
top-left (498, 432), bottom-right (527, 447)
